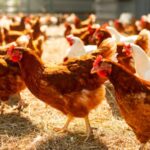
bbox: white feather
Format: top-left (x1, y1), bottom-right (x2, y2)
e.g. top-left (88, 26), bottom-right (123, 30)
top-left (130, 43), bottom-right (150, 81)
top-left (66, 36), bottom-right (97, 58)
top-left (106, 26), bottom-right (138, 43)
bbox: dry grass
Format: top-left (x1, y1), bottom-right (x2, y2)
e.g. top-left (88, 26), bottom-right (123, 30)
top-left (0, 26), bottom-right (149, 150)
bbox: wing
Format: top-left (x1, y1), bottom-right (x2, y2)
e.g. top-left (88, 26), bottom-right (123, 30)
top-left (42, 58), bottom-right (101, 94)
top-left (43, 64), bottom-right (78, 94)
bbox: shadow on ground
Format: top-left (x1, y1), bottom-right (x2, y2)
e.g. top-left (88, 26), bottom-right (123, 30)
top-left (0, 112), bottom-right (38, 137)
top-left (33, 132), bottom-right (108, 150)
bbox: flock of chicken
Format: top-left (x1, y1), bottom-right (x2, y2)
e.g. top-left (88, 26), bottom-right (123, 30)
top-left (0, 13), bottom-right (150, 148)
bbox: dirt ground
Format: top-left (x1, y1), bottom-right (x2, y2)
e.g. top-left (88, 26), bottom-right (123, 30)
top-left (0, 25), bottom-right (149, 150)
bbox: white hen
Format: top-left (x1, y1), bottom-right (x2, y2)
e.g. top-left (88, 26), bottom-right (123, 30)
top-left (65, 35), bottom-right (97, 58)
top-left (129, 43), bottom-right (150, 81)
top-left (106, 26), bottom-right (138, 43)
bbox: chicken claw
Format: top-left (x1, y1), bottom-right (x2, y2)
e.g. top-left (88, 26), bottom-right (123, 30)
top-left (15, 99), bottom-right (28, 112)
top-left (13, 93), bottom-right (28, 112)
top-left (53, 115), bottom-right (73, 133)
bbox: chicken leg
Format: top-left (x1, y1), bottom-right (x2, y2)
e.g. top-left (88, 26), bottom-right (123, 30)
top-left (0, 101), bottom-right (5, 114)
top-left (84, 116), bottom-right (94, 141)
top-left (139, 143), bottom-right (147, 150)
top-left (13, 93), bottom-right (27, 112)
top-left (54, 115), bottom-right (73, 133)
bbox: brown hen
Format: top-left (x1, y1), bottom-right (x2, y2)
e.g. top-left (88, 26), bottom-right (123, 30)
top-left (92, 58), bottom-right (150, 148)
top-left (7, 39), bottom-right (116, 140)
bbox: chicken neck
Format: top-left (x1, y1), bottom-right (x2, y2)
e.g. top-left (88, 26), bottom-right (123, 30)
top-left (108, 62), bottom-right (149, 93)
top-left (19, 50), bottom-right (44, 94)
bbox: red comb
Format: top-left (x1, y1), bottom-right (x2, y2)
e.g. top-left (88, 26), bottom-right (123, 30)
top-left (88, 25), bottom-right (95, 34)
top-left (114, 19), bottom-right (120, 28)
top-left (140, 16), bottom-right (146, 26)
top-left (93, 55), bottom-right (103, 67)
top-left (66, 35), bottom-right (72, 41)
top-left (95, 29), bottom-right (104, 40)
top-left (88, 24), bottom-right (92, 31)
top-left (7, 45), bottom-right (15, 55)
top-left (25, 17), bottom-right (30, 23)
top-left (66, 35), bottom-right (73, 46)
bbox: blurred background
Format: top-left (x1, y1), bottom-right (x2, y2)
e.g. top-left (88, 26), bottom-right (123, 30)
top-left (0, 0), bottom-right (150, 19)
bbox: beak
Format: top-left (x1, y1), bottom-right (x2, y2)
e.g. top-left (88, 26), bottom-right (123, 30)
top-left (91, 66), bottom-right (99, 74)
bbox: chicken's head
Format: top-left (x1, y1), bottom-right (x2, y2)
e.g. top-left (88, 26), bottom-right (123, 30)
top-left (123, 44), bottom-right (132, 57)
top-left (66, 35), bottom-right (74, 46)
top-left (91, 55), bottom-right (112, 78)
top-left (93, 28), bottom-right (111, 46)
top-left (114, 19), bottom-right (121, 29)
top-left (7, 45), bottom-right (23, 62)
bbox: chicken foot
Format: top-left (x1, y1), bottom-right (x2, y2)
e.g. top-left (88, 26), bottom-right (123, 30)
top-left (53, 115), bottom-right (73, 133)
top-left (84, 116), bottom-right (94, 141)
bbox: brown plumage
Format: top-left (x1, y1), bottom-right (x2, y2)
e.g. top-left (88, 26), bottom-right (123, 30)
top-left (135, 29), bottom-right (150, 55)
top-left (116, 43), bottom-right (136, 73)
top-left (0, 33), bottom-right (43, 56)
top-left (7, 39), bottom-right (116, 140)
top-left (92, 59), bottom-right (150, 146)
top-left (0, 55), bottom-right (26, 113)
top-left (94, 28), bottom-right (111, 47)
top-left (31, 18), bottom-right (42, 40)
top-left (3, 28), bottom-right (31, 44)
top-left (10, 16), bottom-right (27, 31)
top-left (74, 14), bottom-right (96, 28)
top-left (64, 22), bottom-right (72, 36)
top-left (0, 34), bottom-right (44, 113)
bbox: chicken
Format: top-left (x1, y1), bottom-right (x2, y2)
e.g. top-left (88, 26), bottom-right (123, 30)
top-left (79, 24), bottom-right (100, 45)
top-left (118, 13), bottom-right (138, 35)
top-left (106, 26), bottom-right (138, 43)
top-left (79, 14), bottom-right (96, 27)
top-left (135, 29), bottom-right (150, 55)
top-left (119, 13), bottom-right (135, 26)
top-left (74, 14), bottom-right (96, 28)
top-left (0, 54), bottom-right (26, 114)
top-left (123, 44), bottom-right (150, 81)
top-left (116, 43), bottom-right (136, 73)
top-left (9, 16), bottom-right (27, 31)
top-left (64, 24), bottom-right (100, 45)
top-left (0, 27), bottom-right (6, 45)
top-left (6, 39), bottom-right (116, 140)
top-left (3, 28), bottom-right (31, 44)
top-left (31, 18), bottom-right (46, 40)
top-left (68, 26), bottom-right (89, 39)
top-left (93, 27), bottom-right (111, 47)
top-left (91, 58), bottom-right (150, 148)
top-left (136, 15), bottom-right (150, 31)
top-left (65, 35), bottom-right (97, 60)
top-left (0, 34), bottom-right (44, 113)
top-left (0, 33), bottom-right (44, 57)
top-left (64, 22), bottom-right (72, 36)
top-left (27, 35), bottom-right (44, 57)
top-left (0, 16), bottom-right (12, 30)
top-left (113, 19), bottom-right (124, 33)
